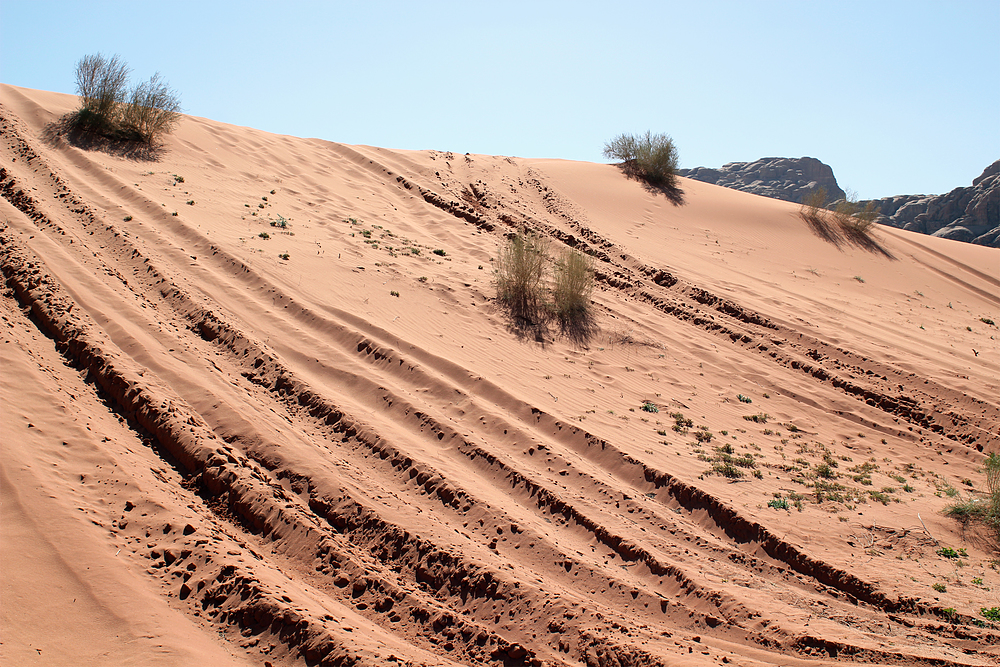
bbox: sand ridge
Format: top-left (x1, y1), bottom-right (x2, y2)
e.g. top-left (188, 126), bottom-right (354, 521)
top-left (2, 84), bottom-right (999, 666)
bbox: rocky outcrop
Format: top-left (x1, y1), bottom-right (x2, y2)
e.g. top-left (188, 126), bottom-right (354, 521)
top-left (680, 157), bottom-right (1000, 248)
top-left (678, 157), bottom-right (845, 206)
top-left (863, 161), bottom-right (1000, 247)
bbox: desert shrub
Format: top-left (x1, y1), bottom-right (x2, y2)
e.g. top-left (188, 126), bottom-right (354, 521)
top-left (603, 131), bottom-right (683, 203)
top-left (552, 247), bottom-right (593, 325)
top-left (118, 72), bottom-right (181, 143)
top-left (768, 497), bottom-right (790, 510)
top-left (832, 193), bottom-right (879, 237)
top-left (72, 53), bottom-right (180, 144)
top-left (495, 230), bottom-right (547, 322)
top-left (799, 186), bottom-right (881, 246)
top-left (802, 186), bottom-right (828, 216)
top-left (74, 53), bottom-right (131, 134)
top-left (944, 452), bottom-right (999, 544)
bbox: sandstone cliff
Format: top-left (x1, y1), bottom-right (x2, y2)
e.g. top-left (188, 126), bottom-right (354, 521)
top-left (679, 157), bottom-right (1000, 247)
top-left (678, 157), bottom-right (845, 206)
top-left (863, 160), bottom-right (1000, 247)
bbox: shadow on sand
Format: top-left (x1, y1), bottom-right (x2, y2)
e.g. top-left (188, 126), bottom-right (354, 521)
top-left (41, 113), bottom-right (166, 162)
top-left (800, 210), bottom-right (895, 259)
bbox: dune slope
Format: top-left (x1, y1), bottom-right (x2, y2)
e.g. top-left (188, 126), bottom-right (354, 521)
top-left (2, 84), bottom-right (999, 667)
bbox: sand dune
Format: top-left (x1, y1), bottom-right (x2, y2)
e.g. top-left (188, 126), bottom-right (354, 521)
top-left (2, 84), bottom-right (998, 666)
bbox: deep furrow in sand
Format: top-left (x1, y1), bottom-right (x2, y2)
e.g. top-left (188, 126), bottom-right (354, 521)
top-left (385, 154), bottom-right (999, 454)
top-left (7, 207), bottom-right (991, 667)
top-left (4, 119), bottom-right (752, 663)
top-left (5, 111), bottom-right (996, 664)
top-left (0, 157), bottom-right (760, 655)
top-left (0, 224), bottom-right (549, 666)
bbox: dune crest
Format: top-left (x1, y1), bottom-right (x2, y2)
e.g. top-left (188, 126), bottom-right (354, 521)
top-left (2, 84), bottom-right (998, 666)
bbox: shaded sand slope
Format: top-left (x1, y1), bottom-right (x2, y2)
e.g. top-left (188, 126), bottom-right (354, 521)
top-left (2, 84), bottom-right (998, 666)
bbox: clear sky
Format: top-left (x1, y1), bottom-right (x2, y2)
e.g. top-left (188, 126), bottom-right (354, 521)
top-left (2, 0), bottom-right (997, 200)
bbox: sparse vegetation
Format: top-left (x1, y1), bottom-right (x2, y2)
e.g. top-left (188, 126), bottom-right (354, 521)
top-left (743, 413), bottom-right (769, 424)
top-left (640, 401), bottom-right (659, 413)
top-left (495, 230), bottom-right (547, 323)
top-left (768, 497), bottom-right (789, 510)
top-left (433, 248), bottom-right (447, 257)
top-left (932, 582), bottom-right (947, 593)
top-left (944, 452), bottom-right (999, 545)
top-left (72, 53), bottom-right (180, 144)
top-left (798, 186), bottom-right (881, 247)
top-left (552, 248), bottom-right (594, 327)
top-left (603, 131), bottom-right (684, 204)
top-left (936, 546), bottom-right (966, 559)
top-left (832, 192), bottom-right (879, 238)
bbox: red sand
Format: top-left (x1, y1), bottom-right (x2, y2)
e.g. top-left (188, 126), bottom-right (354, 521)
top-left (2, 84), bottom-right (998, 666)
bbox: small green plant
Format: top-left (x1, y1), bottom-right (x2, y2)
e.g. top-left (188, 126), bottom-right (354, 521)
top-left (981, 317), bottom-right (996, 326)
top-left (942, 607), bottom-right (957, 622)
top-left (640, 401), bottom-right (659, 413)
top-left (173, 175), bottom-right (184, 184)
top-left (123, 215), bottom-right (132, 221)
top-left (694, 429), bottom-right (713, 444)
top-left (186, 200), bottom-right (195, 205)
top-left (712, 460), bottom-right (743, 479)
top-left (278, 253), bottom-right (290, 260)
top-left (937, 547), bottom-right (964, 559)
top-left (737, 394), bottom-right (752, 404)
top-left (743, 413), bottom-right (769, 424)
top-left (981, 607), bottom-right (1000, 622)
top-left (258, 232), bottom-right (270, 240)
top-left (854, 275), bottom-right (865, 283)
top-left (932, 582), bottom-right (946, 593)
top-left (271, 215), bottom-right (289, 229)
top-left (390, 290), bottom-right (399, 297)
top-left (768, 497), bottom-right (790, 510)
top-left (410, 247), bottom-right (420, 255)
top-left (417, 276), bottom-right (428, 282)
top-left (670, 412), bottom-right (693, 432)
top-left (815, 462), bottom-right (836, 479)
top-left (433, 248), bottom-right (446, 256)
top-left (171, 211), bottom-right (178, 217)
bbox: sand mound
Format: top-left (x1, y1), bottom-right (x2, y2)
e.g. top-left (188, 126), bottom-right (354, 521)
top-left (2, 84), bottom-right (998, 666)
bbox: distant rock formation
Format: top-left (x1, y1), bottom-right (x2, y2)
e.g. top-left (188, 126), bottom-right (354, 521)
top-left (863, 160), bottom-right (1000, 247)
top-left (678, 157), bottom-right (845, 206)
top-left (679, 157), bottom-right (1000, 248)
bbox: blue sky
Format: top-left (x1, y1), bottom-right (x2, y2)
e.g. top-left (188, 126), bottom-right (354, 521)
top-left (2, 0), bottom-right (997, 200)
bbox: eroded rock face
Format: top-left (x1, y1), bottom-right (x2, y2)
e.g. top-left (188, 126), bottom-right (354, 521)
top-left (679, 157), bottom-right (1000, 247)
top-left (866, 160), bottom-right (1000, 247)
top-left (678, 157), bottom-right (846, 206)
